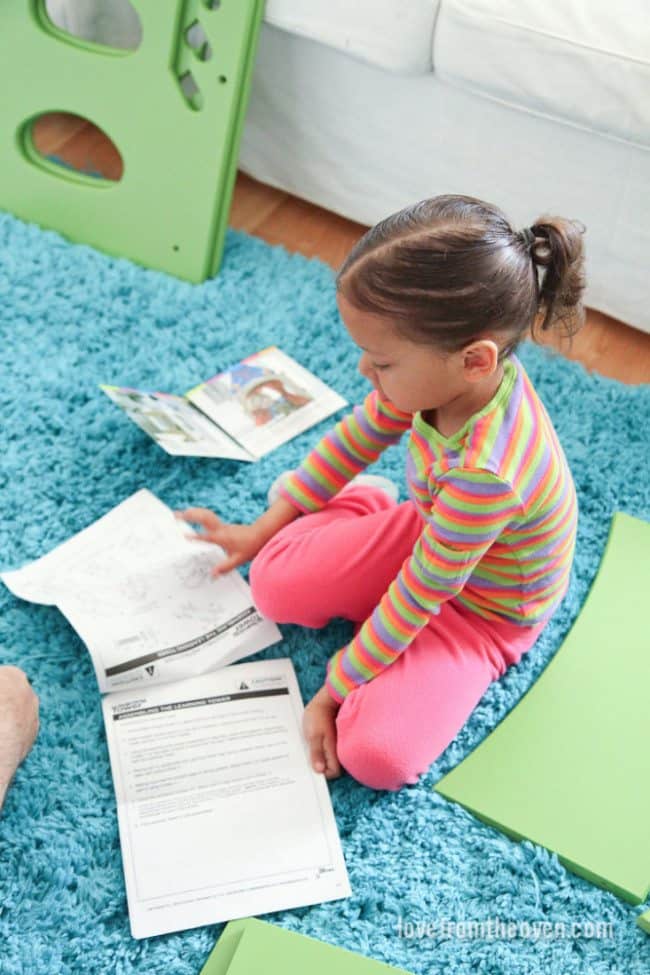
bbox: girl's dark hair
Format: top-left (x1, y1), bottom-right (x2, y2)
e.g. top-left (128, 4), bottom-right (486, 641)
top-left (336, 194), bottom-right (586, 358)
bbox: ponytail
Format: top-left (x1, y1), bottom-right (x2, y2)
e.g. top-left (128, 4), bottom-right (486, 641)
top-left (528, 217), bottom-right (586, 342)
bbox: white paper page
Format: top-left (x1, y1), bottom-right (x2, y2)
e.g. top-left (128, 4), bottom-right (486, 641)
top-left (186, 347), bottom-right (347, 459)
top-left (102, 658), bottom-right (351, 938)
top-left (100, 386), bottom-right (254, 461)
top-left (1, 490), bottom-right (281, 693)
top-left (2, 489), bottom-right (176, 606)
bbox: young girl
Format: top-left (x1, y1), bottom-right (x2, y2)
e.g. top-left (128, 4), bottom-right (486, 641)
top-left (178, 194), bottom-right (585, 792)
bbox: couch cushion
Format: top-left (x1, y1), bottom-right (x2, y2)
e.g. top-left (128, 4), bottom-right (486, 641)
top-left (434, 0), bottom-right (650, 147)
top-left (264, 0), bottom-right (440, 75)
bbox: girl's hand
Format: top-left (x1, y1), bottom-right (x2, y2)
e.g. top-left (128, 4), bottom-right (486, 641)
top-left (303, 685), bottom-right (342, 779)
top-left (176, 496), bottom-right (302, 577)
top-left (175, 507), bottom-right (267, 576)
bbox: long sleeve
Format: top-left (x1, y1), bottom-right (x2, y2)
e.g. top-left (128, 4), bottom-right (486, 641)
top-left (326, 467), bottom-right (523, 702)
top-left (279, 390), bottom-right (412, 513)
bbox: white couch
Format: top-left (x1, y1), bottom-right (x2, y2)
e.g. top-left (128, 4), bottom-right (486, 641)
top-left (241, 1), bottom-right (650, 335)
top-left (41, 0), bottom-right (650, 334)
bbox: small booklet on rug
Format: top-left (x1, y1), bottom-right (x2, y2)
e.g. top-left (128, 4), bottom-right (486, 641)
top-left (1, 490), bottom-right (351, 938)
top-left (101, 346), bottom-right (347, 461)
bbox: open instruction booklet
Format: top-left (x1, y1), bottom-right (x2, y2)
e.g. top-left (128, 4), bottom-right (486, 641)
top-left (1, 490), bottom-right (350, 939)
top-left (101, 346), bottom-right (347, 461)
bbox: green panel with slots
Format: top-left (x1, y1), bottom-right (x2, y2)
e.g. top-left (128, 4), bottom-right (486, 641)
top-left (0, 0), bottom-right (264, 281)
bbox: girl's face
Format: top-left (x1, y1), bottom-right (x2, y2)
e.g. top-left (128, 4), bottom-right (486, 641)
top-left (337, 291), bottom-right (468, 415)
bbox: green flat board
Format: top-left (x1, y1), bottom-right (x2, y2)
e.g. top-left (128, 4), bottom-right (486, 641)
top-left (0, 0), bottom-right (264, 281)
top-left (200, 918), bottom-right (413, 974)
top-left (200, 919), bottom-right (248, 975)
top-left (435, 512), bottom-right (650, 906)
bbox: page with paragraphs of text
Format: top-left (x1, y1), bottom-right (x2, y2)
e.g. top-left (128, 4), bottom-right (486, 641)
top-left (102, 658), bottom-right (351, 938)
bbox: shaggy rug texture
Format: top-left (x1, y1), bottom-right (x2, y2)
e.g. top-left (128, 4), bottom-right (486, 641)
top-left (1, 212), bottom-right (649, 974)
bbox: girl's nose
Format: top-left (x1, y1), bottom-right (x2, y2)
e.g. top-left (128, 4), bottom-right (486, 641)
top-left (358, 352), bottom-right (373, 380)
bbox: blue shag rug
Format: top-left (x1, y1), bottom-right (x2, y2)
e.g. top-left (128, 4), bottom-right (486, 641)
top-left (1, 211), bottom-right (649, 975)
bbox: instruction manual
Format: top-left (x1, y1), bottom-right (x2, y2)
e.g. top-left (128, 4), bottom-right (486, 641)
top-left (1, 490), bottom-right (351, 938)
top-left (101, 346), bottom-right (347, 461)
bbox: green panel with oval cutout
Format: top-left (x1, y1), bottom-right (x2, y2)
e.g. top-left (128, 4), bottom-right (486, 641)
top-left (0, 0), bottom-right (264, 281)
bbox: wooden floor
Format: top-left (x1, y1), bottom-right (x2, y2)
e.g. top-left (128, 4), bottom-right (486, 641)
top-left (30, 113), bottom-right (650, 385)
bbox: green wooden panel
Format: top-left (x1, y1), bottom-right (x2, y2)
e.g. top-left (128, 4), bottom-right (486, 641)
top-left (0, 0), bottom-right (264, 281)
top-left (200, 918), bottom-right (413, 974)
top-left (435, 512), bottom-right (650, 907)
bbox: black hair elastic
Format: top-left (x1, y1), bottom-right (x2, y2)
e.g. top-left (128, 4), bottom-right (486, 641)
top-left (520, 227), bottom-right (536, 250)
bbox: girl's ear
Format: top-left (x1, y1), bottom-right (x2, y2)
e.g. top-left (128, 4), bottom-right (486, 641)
top-left (461, 339), bottom-right (500, 381)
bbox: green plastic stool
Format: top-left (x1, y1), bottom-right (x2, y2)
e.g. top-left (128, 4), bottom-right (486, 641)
top-left (0, 0), bottom-right (264, 281)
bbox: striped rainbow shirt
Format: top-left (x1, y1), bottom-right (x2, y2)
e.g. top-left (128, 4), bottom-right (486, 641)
top-left (279, 355), bottom-right (578, 702)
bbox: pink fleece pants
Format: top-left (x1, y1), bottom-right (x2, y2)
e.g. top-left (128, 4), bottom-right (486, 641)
top-left (249, 486), bottom-right (547, 791)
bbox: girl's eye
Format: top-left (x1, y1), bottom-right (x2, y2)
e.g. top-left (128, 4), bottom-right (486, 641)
top-left (373, 363), bottom-right (391, 371)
